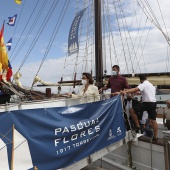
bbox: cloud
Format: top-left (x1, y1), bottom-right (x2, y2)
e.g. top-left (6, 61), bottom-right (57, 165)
top-left (11, 0), bottom-right (170, 91)
top-left (12, 57), bottom-right (64, 86)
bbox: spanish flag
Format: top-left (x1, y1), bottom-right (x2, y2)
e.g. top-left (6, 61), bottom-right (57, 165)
top-left (0, 22), bottom-right (8, 74)
top-left (15, 0), bottom-right (22, 5)
top-left (6, 60), bottom-right (13, 81)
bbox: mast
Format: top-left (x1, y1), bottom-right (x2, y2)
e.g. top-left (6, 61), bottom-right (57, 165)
top-left (94, 0), bottom-right (103, 89)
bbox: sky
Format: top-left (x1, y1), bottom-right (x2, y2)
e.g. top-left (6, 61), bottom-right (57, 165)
top-left (1, 0), bottom-right (170, 93)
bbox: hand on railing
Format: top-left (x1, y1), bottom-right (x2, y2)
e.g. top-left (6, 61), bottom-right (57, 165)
top-left (112, 90), bottom-right (126, 96)
top-left (65, 93), bottom-right (72, 98)
top-left (112, 92), bottom-right (120, 96)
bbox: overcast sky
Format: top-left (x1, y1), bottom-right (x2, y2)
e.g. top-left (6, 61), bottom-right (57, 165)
top-left (1, 0), bottom-right (170, 92)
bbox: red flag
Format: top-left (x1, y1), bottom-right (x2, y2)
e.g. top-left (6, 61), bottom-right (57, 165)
top-left (6, 60), bottom-right (13, 81)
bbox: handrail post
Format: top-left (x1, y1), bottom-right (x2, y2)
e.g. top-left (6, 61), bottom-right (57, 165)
top-left (163, 131), bottom-right (170, 170)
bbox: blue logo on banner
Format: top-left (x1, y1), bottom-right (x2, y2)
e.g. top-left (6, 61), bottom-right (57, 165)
top-left (68, 8), bottom-right (86, 56)
top-left (0, 95), bottom-right (125, 170)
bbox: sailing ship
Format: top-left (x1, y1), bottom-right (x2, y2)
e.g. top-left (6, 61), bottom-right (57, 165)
top-left (0, 0), bottom-right (170, 169)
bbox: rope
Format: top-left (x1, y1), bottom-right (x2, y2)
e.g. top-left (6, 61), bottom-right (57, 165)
top-left (0, 127), bottom-right (13, 144)
top-left (17, 0), bottom-right (59, 71)
top-left (62, 0), bottom-right (94, 88)
top-left (137, 0), bottom-right (170, 46)
top-left (112, 0), bottom-right (129, 74)
top-left (1, 82), bottom-right (24, 98)
top-left (33, 0), bottom-right (70, 82)
top-left (10, 0), bottom-right (45, 62)
top-left (121, 95), bottom-right (134, 168)
top-left (157, 0), bottom-right (170, 40)
top-left (117, 0), bottom-right (135, 74)
top-left (134, 21), bottom-right (152, 73)
top-left (102, 0), bottom-right (107, 73)
top-left (165, 46), bottom-right (170, 72)
top-left (105, 0), bottom-right (118, 67)
top-left (105, 0), bottom-right (114, 68)
top-left (9, 0), bottom-right (26, 59)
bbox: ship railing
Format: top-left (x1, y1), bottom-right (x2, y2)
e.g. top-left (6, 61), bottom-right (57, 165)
top-left (0, 93), bottom-right (121, 110)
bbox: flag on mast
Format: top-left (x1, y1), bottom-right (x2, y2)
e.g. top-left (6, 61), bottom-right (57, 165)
top-left (15, 0), bottom-right (22, 5)
top-left (0, 21), bottom-right (13, 81)
top-left (68, 8), bottom-right (86, 56)
top-left (6, 60), bottom-right (13, 81)
top-left (7, 14), bottom-right (17, 26)
top-left (0, 21), bottom-right (8, 72)
top-left (6, 37), bottom-right (12, 51)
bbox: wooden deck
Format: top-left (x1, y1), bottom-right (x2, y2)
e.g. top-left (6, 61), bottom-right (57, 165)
top-left (138, 136), bottom-right (164, 146)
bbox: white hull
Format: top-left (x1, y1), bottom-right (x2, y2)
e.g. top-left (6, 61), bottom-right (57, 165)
top-left (0, 98), bottom-right (82, 113)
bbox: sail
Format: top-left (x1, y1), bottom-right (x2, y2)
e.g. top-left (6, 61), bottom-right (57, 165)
top-left (0, 138), bottom-right (9, 170)
top-left (13, 129), bottom-right (33, 170)
top-left (0, 129), bottom-right (33, 170)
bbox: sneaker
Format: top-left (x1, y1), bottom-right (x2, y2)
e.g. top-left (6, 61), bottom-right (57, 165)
top-left (152, 137), bottom-right (158, 142)
top-left (135, 126), bottom-right (141, 133)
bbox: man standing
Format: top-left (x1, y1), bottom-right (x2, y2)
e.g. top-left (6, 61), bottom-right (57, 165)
top-left (163, 100), bottom-right (170, 130)
top-left (124, 93), bottom-right (139, 130)
top-left (99, 65), bottom-right (129, 96)
top-left (114, 74), bottom-right (158, 141)
top-left (124, 93), bottom-right (139, 118)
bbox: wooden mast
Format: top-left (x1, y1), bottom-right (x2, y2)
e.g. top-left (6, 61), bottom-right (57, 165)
top-left (94, 0), bottom-right (103, 89)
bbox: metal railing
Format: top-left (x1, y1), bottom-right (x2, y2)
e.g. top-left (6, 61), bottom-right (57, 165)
top-left (163, 131), bottom-right (170, 170)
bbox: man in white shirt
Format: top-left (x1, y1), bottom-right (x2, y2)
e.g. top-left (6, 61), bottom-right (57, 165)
top-left (114, 75), bottom-right (158, 141)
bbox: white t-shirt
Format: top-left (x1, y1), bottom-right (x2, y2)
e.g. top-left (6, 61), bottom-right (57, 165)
top-left (137, 80), bottom-right (156, 102)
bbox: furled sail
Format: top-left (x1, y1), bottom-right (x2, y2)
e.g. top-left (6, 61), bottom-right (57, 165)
top-left (13, 71), bottom-right (23, 88)
top-left (32, 75), bottom-right (74, 86)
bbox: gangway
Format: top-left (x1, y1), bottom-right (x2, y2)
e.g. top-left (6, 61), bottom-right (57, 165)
top-left (63, 130), bottom-right (136, 170)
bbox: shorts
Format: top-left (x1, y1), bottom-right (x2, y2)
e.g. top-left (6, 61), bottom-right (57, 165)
top-left (132, 102), bottom-right (157, 120)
